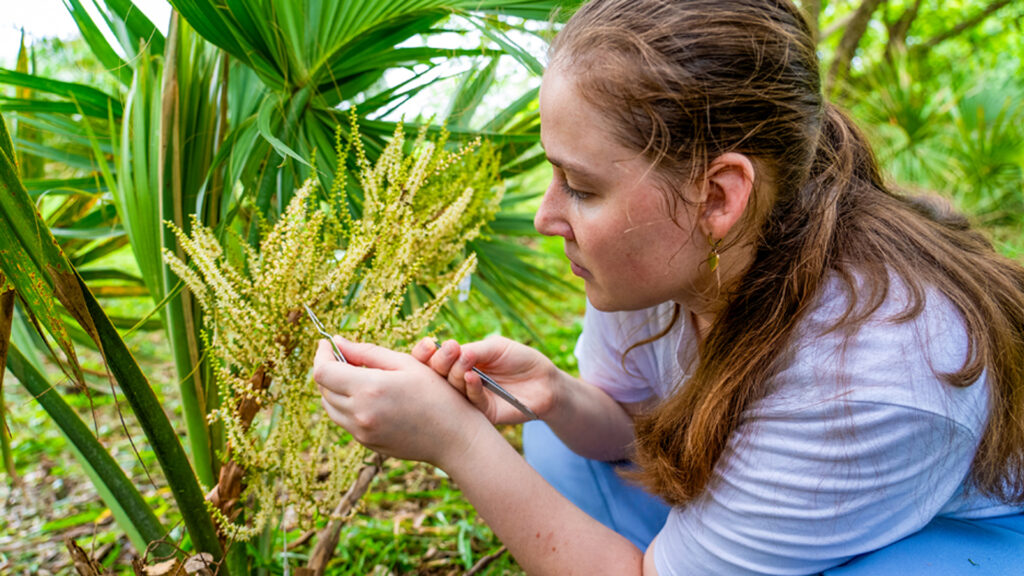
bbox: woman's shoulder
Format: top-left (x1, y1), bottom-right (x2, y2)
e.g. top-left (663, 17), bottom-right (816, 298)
top-left (576, 299), bottom-right (685, 402)
top-left (775, 272), bottom-right (989, 433)
top-left (654, 277), bottom-right (1003, 574)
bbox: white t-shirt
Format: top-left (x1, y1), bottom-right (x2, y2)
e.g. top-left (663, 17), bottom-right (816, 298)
top-left (575, 276), bottom-right (1021, 575)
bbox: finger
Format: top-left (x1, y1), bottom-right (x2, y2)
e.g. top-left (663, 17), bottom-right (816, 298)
top-left (318, 383), bottom-right (352, 411)
top-left (459, 335), bottom-right (511, 371)
top-left (333, 335), bottom-right (419, 371)
top-left (411, 337), bottom-right (438, 364)
top-left (320, 395), bottom-right (354, 432)
top-left (446, 346), bottom-right (476, 395)
top-left (313, 340), bottom-right (355, 395)
top-left (448, 345), bottom-right (477, 380)
top-left (463, 370), bottom-right (492, 415)
top-left (314, 338), bottom-right (343, 367)
top-left (429, 339), bottom-right (461, 379)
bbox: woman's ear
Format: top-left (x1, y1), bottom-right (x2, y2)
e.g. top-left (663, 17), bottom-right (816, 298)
top-left (698, 152), bottom-right (754, 240)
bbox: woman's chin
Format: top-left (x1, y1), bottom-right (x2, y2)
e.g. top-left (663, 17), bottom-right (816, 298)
top-left (584, 285), bottom-right (622, 312)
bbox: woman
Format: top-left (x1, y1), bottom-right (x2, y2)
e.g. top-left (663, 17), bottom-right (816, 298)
top-left (313, 0), bottom-right (1024, 573)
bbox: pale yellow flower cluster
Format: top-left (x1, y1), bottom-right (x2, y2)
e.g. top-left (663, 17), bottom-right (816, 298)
top-left (163, 119), bottom-right (503, 540)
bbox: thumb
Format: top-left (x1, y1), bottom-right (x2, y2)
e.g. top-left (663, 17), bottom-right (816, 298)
top-left (334, 336), bottom-right (418, 371)
top-left (315, 339), bottom-right (344, 367)
top-left (460, 335), bottom-right (512, 369)
top-left (464, 372), bottom-right (493, 415)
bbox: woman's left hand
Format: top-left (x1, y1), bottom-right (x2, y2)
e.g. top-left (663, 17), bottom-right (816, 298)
top-left (313, 337), bottom-right (490, 467)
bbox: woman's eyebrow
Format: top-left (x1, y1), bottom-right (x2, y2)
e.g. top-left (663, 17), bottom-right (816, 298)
top-left (545, 153), bottom-right (601, 183)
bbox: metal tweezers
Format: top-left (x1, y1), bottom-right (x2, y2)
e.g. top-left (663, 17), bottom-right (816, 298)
top-left (304, 304), bottom-right (348, 363)
top-left (433, 340), bottom-right (538, 420)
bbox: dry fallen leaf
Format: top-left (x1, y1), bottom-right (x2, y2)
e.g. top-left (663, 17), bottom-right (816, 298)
top-left (183, 552), bottom-right (215, 575)
top-left (141, 558), bottom-right (182, 576)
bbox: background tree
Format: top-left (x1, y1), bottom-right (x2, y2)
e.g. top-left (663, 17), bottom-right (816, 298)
top-left (806, 0), bottom-right (1024, 243)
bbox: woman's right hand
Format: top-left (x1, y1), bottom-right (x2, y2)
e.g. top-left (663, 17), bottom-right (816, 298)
top-left (411, 335), bottom-right (559, 425)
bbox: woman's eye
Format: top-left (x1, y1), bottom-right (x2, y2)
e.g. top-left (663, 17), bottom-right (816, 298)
top-left (560, 180), bottom-right (590, 200)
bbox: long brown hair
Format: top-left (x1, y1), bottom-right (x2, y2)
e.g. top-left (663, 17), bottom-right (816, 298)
top-left (551, 0), bottom-right (1024, 506)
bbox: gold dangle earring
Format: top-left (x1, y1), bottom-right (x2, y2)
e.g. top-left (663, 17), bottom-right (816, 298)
top-left (706, 233), bottom-right (723, 294)
top-left (706, 234), bottom-right (722, 272)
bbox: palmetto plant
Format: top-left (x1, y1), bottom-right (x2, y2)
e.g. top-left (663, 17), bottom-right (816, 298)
top-left (0, 108), bottom-right (220, 564)
top-left (0, 0), bottom-right (574, 572)
top-left (946, 81), bottom-right (1024, 230)
top-left (845, 50), bottom-right (1024, 241)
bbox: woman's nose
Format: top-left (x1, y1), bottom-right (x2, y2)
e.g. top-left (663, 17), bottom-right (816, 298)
top-left (534, 180), bottom-right (574, 240)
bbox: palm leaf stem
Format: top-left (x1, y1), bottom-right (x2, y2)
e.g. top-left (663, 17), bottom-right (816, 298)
top-left (5, 343), bottom-right (172, 557)
top-left (79, 275), bottom-right (225, 565)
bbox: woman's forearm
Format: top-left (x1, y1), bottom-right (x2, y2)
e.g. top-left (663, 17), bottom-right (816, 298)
top-left (440, 421), bottom-right (645, 575)
top-left (543, 369), bottom-right (637, 461)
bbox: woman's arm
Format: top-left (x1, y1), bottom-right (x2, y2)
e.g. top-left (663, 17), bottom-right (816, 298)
top-left (542, 369), bottom-right (641, 461)
top-left (441, 413), bottom-right (650, 575)
top-left (413, 336), bottom-right (638, 461)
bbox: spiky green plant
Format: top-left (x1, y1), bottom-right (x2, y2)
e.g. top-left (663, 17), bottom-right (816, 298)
top-left (163, 120), bottom-right (502, 541)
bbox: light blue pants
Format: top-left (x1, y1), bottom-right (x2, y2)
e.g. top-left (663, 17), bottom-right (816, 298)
top-left (523, 421), bottom-right (1024, 575)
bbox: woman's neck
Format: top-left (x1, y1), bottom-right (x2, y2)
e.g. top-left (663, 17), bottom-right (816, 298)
top-left (689, 310), bottom-right (713, 343)
top-left (682, 237), bottom-right (756, 342)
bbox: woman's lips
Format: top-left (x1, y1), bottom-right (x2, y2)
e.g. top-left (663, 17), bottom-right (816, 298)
top-left (567, 255), bottom-right (591, 279)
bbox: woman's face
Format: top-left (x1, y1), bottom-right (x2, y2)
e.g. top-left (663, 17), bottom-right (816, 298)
top-left (535, 68), bottom-right (709, 312)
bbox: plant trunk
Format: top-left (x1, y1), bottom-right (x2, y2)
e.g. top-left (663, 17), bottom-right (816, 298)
top-left (915, 0), bottom-right (1016, 53)
top-left (302, 453), bottom-right (385, 576)
top-left (826, 0), bottom-right (885, 94)
top-left (886, 0), bottom-right (923, 55)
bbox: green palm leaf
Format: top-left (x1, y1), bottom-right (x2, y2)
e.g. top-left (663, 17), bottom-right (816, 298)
top-left (62, 0), bottom-right (134, 85)
top-left (0, 68), bottom-right (122, 118)
top-left (0, 114), bottom-right (86, 387)
top-left (100, 0), bottom-right (167, 56)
